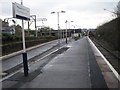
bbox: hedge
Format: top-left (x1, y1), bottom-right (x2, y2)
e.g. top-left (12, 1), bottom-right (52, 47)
top-left (96, 17), bottom-right (120, 51)
top-left (2, 33), bottom-right (58, 55)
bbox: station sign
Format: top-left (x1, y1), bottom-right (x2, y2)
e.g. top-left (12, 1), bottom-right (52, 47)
top-left (37, 18), bottom-right (47, 21)
top-left (12, 2), bottom-right (30, 20)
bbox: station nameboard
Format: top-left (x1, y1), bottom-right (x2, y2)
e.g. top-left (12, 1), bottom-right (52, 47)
top-left (12, 2), bottom-right (30, 20)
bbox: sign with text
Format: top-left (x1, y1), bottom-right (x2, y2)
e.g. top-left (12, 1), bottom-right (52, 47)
top-left (12, 2), bottom-right (30, 20)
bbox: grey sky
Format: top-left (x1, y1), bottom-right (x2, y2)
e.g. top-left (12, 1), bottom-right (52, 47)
top-left (0, 0), bottom-right (119, 29)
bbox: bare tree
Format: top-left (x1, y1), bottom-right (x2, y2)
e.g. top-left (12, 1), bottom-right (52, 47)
top-left (116, 1), bottom-right (120, 17)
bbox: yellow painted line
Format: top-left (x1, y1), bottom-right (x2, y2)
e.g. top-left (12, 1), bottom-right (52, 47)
top-left (31, 61), bottom-right (39, 64)
top-left (0, 69), bottom-right (22, 82)
top-left (0, 72), bottom-right (8, 76)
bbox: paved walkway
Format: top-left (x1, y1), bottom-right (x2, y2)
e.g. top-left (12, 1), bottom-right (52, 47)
top-left (21, 37), bottom-right (91, 88)
top-left (2, 37), bottom-right (108, 89)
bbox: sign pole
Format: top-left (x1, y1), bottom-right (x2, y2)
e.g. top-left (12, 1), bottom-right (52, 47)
top-left (35, 15), bottom-right (37, 37)
top-left (65, 20), bottom-right (68, 44)
top-left (21, 0), bottom-right (29, 76)
top-left (57, 12), bottom-right (60, 45)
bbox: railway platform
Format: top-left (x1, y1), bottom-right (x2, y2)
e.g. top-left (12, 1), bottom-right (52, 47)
top-left (2, 37), bottom-right (119, 89)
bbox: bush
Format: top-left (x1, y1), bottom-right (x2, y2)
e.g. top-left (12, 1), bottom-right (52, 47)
top-left (2, 34), bottom-right (58, 55)
top-left (2, 33), bottom-right (21, 44)
top-left (95, 17), bottom-right (120, 51)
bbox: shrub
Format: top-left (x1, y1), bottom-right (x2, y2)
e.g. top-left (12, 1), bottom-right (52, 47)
top-left (96, 17), bottom-right (120, 51)
top-left (2, 34), bottom-right (58, 55)
top-left (2, 33), bottom-right (22, 44)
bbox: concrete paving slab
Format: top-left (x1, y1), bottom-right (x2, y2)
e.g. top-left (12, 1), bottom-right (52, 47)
top-left (102, 72), bottom-right (119, 88)
top-left (97, 59), bottom-right (107, 65)
top-left (99, 65), bottom-right (112, 72)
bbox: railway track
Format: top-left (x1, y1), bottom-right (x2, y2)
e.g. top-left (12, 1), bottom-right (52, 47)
top-left (90, 38), bottom-right (120, 75)
top-left (0, 40), bottom-right (69, 82)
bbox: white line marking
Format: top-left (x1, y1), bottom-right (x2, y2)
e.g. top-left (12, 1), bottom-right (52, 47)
top-left (87, 37), bottom-right (120, 82)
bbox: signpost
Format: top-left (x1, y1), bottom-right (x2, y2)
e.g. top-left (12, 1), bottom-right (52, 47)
top-left (12, 2), bottom-right (30, 20)
top-left (12, 2), bottom-right (30, 76)
top-left (65, 20), bottom-right (68, 44)
top-left (37, 18), bottom-right (47, 27)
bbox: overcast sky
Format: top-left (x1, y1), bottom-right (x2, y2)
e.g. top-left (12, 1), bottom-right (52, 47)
top-left (0, 0), bottom-right (119, 29)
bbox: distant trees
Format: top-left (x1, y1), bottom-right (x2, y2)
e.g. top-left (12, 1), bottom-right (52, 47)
top-left (15, 25), bottom-right (22, 36)
top-left (96, 17), bottom-right (120, 51)
top-left (40, 26), bottom-right (53, 31)
top-left (2, 21), bottom-right (9, 27)
top-left (39, 26), bottom-right (54, 36)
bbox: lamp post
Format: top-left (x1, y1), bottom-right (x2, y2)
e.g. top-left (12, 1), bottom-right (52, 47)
top-left (62, 29), bottom-right (64, 41)
top-left (68, 21), bottom-right (73, 41)
top-left (72, 25), bottom-right (76, 38)
top-left (104, 9), bottom-right (117, 14)
top-left (104, 9), bottom-right (119, 17)
top-left (65, 20), bottom-right (68, 43)
top-left (51, 11), bottom-right (65, 45)
top-left (74, 26), bottom-right (75, 38)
